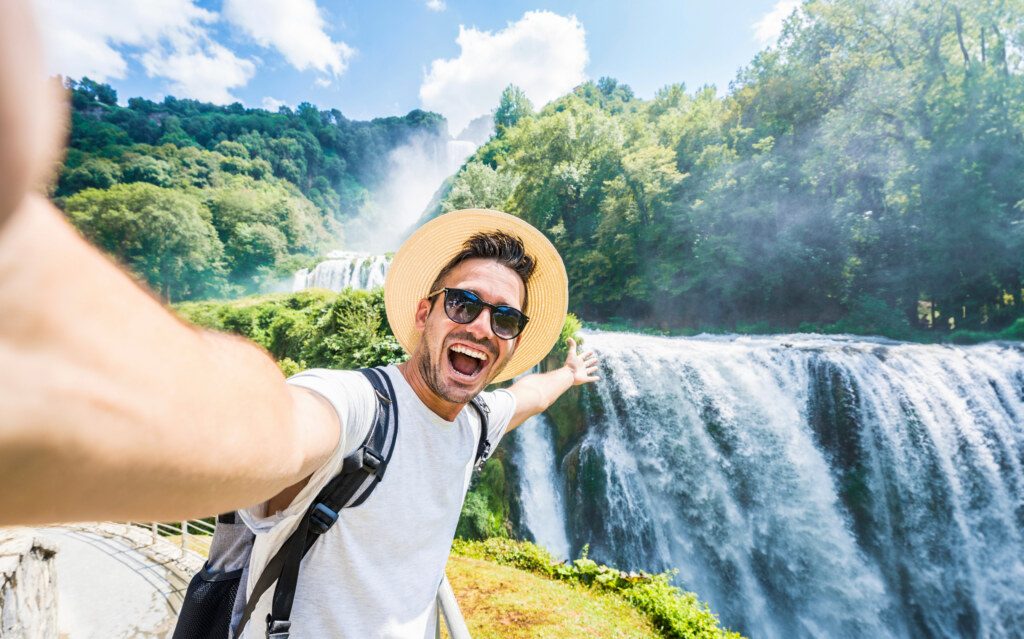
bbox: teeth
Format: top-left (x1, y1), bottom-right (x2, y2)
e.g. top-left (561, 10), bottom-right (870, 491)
top-left (451, 344), bottom-right (488, 361)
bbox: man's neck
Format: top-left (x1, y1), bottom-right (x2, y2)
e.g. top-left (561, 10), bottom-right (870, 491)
top-left (396, 360), bottom-right (466, 422)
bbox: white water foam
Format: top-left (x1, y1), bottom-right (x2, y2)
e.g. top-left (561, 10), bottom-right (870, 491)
top-left (291, 252), bottom-right (390, 292)
top-left (513, 413), bottom-right (571, 560)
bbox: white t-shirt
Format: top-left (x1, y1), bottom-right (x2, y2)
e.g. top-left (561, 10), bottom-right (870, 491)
top-left (237, 365), bottom-right (514, 638)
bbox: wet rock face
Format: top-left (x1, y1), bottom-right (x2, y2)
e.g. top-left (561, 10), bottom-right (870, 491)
top-left (0, 530), bottom-right (58, 639)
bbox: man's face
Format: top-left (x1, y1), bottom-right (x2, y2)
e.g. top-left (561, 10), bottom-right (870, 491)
top-left (412, 257), bottom-right (525, 405)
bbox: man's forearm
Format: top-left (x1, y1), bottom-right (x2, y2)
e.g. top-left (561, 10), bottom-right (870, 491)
top-left (506, 365), bottom-right (575, 430)
top-left (0, 196), bottom-right (332, 524)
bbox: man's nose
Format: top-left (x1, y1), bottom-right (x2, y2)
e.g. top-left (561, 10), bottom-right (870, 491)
top-left (464, 308), bottom-right (494, 340)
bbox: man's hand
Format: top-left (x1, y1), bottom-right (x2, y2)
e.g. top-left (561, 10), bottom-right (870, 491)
top-left (506, 336), bottom-right (601, 431)
top-left (0, 0), bottom-right (67, 229)
top-left (564, 337), bottom-right (600, 385)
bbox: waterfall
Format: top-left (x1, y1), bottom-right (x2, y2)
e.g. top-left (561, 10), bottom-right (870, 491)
top-left (538, 330), bottom-right (1024, 639)
top-left (344, 135), bottom-right (479, 252)
top-left (291, 252), bottom-right (390, 292)
top-left (511, 413), bottom-right (572, 560)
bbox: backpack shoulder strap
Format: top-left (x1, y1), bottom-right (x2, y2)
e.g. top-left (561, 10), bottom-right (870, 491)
top-left (235, 367), bottom-right (398, 638)
top-left (469, 396), bottom-right (491, 472)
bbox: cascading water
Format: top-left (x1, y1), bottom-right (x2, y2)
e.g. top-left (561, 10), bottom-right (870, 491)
top-left (534, 330), bottom-right (1024, 639)
top-left (291, 252), bottom-right (390, 292)
top-left (510, 413), bottom-right (572, 560)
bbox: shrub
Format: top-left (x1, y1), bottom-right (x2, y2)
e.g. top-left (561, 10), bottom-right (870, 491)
top-left (174, 289), bottom-right (404, 372)
top-left (1001, 317), bottom-right (1024, 340)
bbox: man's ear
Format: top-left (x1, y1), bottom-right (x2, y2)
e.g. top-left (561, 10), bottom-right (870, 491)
top-left (414, 298), bottom-right (431, 331)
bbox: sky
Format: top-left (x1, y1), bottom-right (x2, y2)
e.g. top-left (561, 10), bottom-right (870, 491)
top-left (30, 0), bottom-right (800, 135)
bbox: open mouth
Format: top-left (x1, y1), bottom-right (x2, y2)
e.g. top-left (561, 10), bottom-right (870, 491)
top-left (447, 343), bottom-right (490, 381)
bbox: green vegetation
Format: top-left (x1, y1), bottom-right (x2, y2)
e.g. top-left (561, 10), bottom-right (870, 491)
top-left (57, 78), bottom-right (445, 299)
top-left (453, 538), bottom-right (742, 639)
top-left (175, 289), bottom-right (405, 371)
top-left (60, 1), bottom-right (1024, 340)
top-left (431, 1), bottom-right (1024, 340)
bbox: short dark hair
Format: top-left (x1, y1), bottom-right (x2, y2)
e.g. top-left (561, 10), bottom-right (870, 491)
top-left (429, 231), bottom-right (536, 310)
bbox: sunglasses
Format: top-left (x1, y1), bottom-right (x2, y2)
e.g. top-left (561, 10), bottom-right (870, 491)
top-left (426, 287), bottom-right (530, 340)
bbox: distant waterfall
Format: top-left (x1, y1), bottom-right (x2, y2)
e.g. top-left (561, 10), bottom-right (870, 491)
top-left (539, 330), bottom-right (1024, 639)
top-left (511, 414), bottom-right (572, 560)
top-left (291, 252), bottom-right (389, 292)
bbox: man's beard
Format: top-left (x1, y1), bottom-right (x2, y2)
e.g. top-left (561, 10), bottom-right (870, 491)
top-left (417, 329), bottom-right (503, 406)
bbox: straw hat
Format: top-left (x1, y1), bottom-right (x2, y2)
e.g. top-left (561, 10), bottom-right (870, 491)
top-left (384, 209), bottom-right (568, 383)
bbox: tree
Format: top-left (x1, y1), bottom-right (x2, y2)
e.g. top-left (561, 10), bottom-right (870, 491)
top-left (57, 157), bottom-right (121, 195)
top-left (494, 85), bottom-right (534, 131)
top-left (63, 183), bottom-right (224, 301)
top-left (441, 161), bottom-right (519, 213)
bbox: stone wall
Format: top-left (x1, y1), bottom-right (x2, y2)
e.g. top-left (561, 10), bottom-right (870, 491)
top-left (0, 530), bottom-right (57, 639)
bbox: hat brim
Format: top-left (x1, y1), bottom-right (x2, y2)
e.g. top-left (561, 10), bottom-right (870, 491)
top-left (384, 209), bottom-right (568, 383)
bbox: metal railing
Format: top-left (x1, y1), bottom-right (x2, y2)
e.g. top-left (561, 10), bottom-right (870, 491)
top-left (127, 519), bottom-right (471, 638)
top-left (127, 518), bottom-right (217, 557)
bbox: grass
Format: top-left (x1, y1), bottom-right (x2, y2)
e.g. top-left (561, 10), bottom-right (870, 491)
top-left (444, 554), bottom-right (658, 639)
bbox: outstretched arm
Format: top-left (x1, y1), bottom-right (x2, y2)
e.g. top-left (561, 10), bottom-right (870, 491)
top-left (0, 197), bottom-right (341, 525)
top-left (505, 337), bottom-right (599, 431)
top-left (0, 0), bottom-right (341, 525)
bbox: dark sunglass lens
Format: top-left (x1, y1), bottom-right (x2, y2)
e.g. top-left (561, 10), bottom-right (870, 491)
top-left (445, 289), bottom-right (482, 323)
top-left (492, 310), bottom-right (524, 339)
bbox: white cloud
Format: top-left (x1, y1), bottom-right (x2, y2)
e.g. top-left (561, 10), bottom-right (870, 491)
top-left (753, 0), bottom-right (801, 46)
top-left (419, 11), bottom-right (588, 136)
top-left (314, 77), bottom-right (333, 88)
top-left (262, 96), bottom-right (288, 111)
top-left (32, 0), bottom-right (214, 80)
top-left (426, 0), bottom-right (446, 11)
top-left (32, 0), bottom-right (255, 103)
top-left (222, 0), bottom-right (354, 77)
top-left (141, 42), bottom-right (255, 104)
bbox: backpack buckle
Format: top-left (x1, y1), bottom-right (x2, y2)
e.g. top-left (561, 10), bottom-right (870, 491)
top-left (474, 442), bottom-right (491, 472)
top-left (362, 447), bottom-right (383, 475)
top-left (266, 616), bottom-right (291, 638)
top-left (309, 503), bottom-right (338, 536)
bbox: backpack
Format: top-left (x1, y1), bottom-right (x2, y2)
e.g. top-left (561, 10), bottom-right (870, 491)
top-left (171, 367), bottom-right (492, 639)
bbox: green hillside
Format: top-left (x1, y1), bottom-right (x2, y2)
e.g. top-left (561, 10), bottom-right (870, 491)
top-left (54, 78), bottom-right (444, 299)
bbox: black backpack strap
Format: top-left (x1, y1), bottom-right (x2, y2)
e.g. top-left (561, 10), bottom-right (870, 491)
top-left (469, 396), bottom-right (491, 472)
top-left (235, 367), bottom-right (398, 638)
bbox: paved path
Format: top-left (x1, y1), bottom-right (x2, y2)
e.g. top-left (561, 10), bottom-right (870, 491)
top-left (36, 525), bottom-right (201, 639)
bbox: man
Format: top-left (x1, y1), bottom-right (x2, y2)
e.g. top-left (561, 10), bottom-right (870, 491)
top-left (235, 212), bottom-right (598, 636)
top-left (0, 2), bottom-right (598, 635)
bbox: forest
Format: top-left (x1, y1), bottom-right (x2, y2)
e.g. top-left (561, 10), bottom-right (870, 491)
top-left (55, 0), bottom-right (1024, 340)
top-left (55, 78), bottom-right (445, 298)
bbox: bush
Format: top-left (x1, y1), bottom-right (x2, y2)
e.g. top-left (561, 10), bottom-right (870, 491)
top-left (174, 289), bottom-right (404, 371)
top-left (454, 492), bottom-right (505, 540)
top-left (456, 458), bottom-right (509, 540)
top-left (452, 538), bottom-right (743, 639)
top-left (826, 295), bottom-right (912, 340)
top-left (1001, 317), bottom-right (1024, 340)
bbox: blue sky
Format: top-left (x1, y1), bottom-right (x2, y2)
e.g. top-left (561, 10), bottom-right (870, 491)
top-left (32, 0), bottom-right (799, 132)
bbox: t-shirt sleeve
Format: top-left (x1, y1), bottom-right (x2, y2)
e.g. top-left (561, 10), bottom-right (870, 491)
top-left (238, 368), bottom-right (374, 534)
top-left (479, 387), bottom-right (516, 459)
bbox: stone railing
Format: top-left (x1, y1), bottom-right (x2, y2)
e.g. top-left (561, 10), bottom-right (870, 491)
top-left (0, 529), bottom-right (58, 639)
